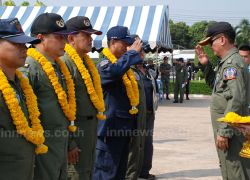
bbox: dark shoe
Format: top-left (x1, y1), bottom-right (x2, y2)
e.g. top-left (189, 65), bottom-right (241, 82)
top-left (139, 174), bottom-right (156, 180)
top-left (166, 96), bottom-right (170, 100)
top-left (179, 100), bottom-right (183, 103)
top-left (173, 100), bottom-right (178, 103)
top-left (186, 96), bottom-right (190, 100)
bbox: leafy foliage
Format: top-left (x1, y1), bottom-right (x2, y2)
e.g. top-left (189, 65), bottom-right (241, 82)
top-left (20, 1), bottom-right (29, 6)
top-left (3, 0), bottom-right (15, 6)
top-left (235, 19), bottom-right (250, 47)
top-left (169, 20), bottom-right (192, 49)
top-left (34, 0), bottom-right (46, 6)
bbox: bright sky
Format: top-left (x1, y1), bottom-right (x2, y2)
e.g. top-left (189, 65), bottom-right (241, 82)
top-left (11, 0), bottom-right (250, 26)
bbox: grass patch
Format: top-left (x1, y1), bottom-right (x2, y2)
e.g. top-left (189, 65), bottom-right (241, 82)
top-left (167, 80), bottom-right (212, 95)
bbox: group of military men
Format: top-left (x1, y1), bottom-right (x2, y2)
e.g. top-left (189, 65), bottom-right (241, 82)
top-left (159, 56), bottom-right (192, 103)
top-left (1, 10), bottom-right (250, 180)
top-left (0, 12), bottom-right (157, 180)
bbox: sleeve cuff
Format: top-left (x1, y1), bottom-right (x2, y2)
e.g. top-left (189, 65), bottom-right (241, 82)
top-left (217, 128), bottom-right (234, 138)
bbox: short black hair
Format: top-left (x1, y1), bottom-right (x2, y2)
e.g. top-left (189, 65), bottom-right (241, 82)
top-left (178, 58), bottom-right (184, 62)
top-left (163, 56), bottom-right (168, 60)
top-left (239, 45), bottom-right (250, 51)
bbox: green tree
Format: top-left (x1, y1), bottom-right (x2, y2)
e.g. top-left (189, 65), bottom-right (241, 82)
top-left (3, 0), bottom-right (15, 6)
top-left (188, 21), bottom-right (208, 48)
top-left (169, 20), bottom-right (192, 49)
top-left (235, 19), bottom-right (250, 46)
top-left (188, 21), bottom-right (217, 48)
top-left (34, 0), bottom-right (46, 6)
top-left (20, 1), bottom-right (29, 6)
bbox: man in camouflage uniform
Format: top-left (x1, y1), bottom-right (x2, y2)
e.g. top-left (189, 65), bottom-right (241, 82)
top-left (196, 22), bottom-right (250, 180)
top-left (0, 18), bottom-right (40, 180)
top-left (20, 13), bottom-right (70, 180)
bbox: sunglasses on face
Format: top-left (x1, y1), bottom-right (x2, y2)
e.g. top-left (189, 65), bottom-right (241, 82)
top-left (209, 35), bottom-right (223, 46)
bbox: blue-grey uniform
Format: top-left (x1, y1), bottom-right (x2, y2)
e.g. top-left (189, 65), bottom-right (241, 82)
top-left (93, 50), bottom-right (143, 179)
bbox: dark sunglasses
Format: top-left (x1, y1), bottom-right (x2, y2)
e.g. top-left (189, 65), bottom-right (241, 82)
top-left (209, 35), bottom-right (223, 45)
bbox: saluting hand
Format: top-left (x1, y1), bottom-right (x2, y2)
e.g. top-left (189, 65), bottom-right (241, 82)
top-left (195, 45), bottom-right (209, 65)
top-left (127, 38), bottom-right (143, 53)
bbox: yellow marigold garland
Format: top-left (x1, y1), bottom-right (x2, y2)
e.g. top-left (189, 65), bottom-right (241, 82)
top-left (27, 48), bottom-right (77, 132)
top-left (102, 47), bottom-right (139, 114)
top-left (218, 112), bottom-right (250, 124)
top-left (0, 69), bottom-right (48, 154)
top-left (64, 44), bottom-right (106, 120)
top-left (218, 112), bottom-right (250, 159)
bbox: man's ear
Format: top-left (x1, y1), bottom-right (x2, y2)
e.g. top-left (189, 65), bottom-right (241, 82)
top-left (67, 34), bottom-right (74, 44)
top-left (221, 36), bottom-right (227, 46)
top-left (36, 34), bottom-right (44, 41)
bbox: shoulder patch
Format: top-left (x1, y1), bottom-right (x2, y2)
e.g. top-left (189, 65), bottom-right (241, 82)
top-left (224, 67), bottom-right (237, 80)
top-left (99, 60), bottom-right (109, 68)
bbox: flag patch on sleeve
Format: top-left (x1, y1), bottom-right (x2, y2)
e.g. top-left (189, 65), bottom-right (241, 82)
top-left (224, 67), bottom-right (237, 80)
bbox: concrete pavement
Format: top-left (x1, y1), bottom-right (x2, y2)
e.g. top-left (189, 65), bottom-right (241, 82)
top-left (150, 95), bottom-right (222, 180)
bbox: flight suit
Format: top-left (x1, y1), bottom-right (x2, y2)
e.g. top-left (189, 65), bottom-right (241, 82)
top-left (139, 67), bottom-right (158, 178)
top-left (0, 77), bottom-right (35, 180)
top-left (93, 50), bottom-right (143, 180)
top-left (20, 55), bottom-right (69, 180)
top-left (185, 64), bottom-right (192, 99)
top-left (201, 47), bottom-right (250, 180)
top-left (125, 67), bottom-right (147, 180)
top-left (61, 53), bottom-right (98, 180)
top-left (174, 64), bottom-right (187, 102)
top-left (160, 63), bottom-right (171, 97)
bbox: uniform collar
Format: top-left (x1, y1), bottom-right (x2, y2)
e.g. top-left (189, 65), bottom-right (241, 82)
top-left (219, 47), bottom-right (238, 65)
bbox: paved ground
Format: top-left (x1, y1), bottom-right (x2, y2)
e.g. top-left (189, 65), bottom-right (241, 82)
top-left (150, 95), bottom-right (222, 180)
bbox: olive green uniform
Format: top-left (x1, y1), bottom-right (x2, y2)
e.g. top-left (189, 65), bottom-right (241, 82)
top-left (20, 55), bottom-right (69, 180)
top-left (201, 48), bottom-right (250, 180)
top-left (125, 67), bottom-right (147, 180)
top-left (61, 53), bottom-right (98, 180)
top-left (160, 63), bottom-right (171, 95)
top-left (0, 77), bottom-right (35, 180)
top-left (174, 64), bottom-right (187, 102)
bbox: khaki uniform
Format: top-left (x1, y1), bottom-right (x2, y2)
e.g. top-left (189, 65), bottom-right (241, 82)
top-left (61, 53), bottom-right (98, 180)
top-left (125, 67), bottom-right (147, 180)
top-left (20, 55), bottom-right (69, 180)
top-left (201, 48), bottom-right (250, 180)
top-left (0, 78), bottom-right (35, 180)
